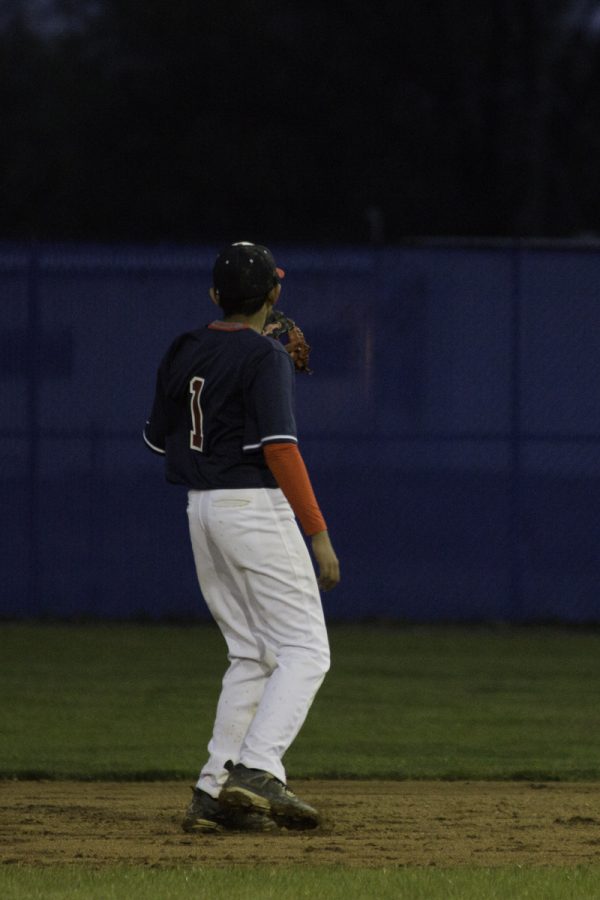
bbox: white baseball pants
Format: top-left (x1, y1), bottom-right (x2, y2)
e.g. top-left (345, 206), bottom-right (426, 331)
top-left (186, 487), bottom-right (330, 797)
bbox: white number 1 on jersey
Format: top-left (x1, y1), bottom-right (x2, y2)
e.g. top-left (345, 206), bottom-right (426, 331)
top-left (189, 376), bottom-right (205, 452)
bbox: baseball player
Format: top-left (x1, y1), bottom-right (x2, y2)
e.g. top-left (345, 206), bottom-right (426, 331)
top-left (144, 242), bottom-right (340, 833)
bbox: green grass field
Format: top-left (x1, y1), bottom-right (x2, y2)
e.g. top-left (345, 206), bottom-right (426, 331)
top-left (2, 622), bottom-right (599, 781)
top-left (2, 622), bottom-right (600, 898)
top-left (2, 864), bottom-right (600, 900)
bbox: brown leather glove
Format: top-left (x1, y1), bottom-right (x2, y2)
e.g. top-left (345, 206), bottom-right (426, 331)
top-left (263, 309), bottom-right (312, 373)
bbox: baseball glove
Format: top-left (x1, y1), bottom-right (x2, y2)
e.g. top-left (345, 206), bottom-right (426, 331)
top-left (263, 309), bottom-right (312, 373)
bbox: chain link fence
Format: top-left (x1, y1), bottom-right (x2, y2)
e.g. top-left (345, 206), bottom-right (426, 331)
top-left (1, 241), bottom-right (599, 621)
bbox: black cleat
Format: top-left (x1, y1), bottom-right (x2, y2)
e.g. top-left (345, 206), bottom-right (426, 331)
top-left (182, 787), bottom-right (278, 834)
top-left (219, 762), bottom-right (321, 830)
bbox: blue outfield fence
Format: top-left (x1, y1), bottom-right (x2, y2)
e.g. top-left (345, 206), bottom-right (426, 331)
top-left (1, 240), bottom-right (599, 622)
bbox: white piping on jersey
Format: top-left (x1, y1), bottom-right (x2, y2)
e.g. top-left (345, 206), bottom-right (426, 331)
top-left (143, 430), bottom-right (166, 455)
top-left (243, 434), bottom-right (298, 451)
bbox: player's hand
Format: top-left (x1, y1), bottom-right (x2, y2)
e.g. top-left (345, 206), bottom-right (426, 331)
top-left (311, 531), bottom-right (340, 591)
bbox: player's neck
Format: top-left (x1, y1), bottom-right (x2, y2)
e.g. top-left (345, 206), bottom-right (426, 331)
top-left (223, 307), bottom-right (269, 334)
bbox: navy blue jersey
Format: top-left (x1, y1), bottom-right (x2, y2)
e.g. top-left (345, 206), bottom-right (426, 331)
top-left (144, 323), bottom-right (297, 489)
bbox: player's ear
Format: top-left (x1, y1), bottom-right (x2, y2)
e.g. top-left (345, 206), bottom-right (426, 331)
top-left (266, 283), bottom-right (281, 307)
top-left (209, 287), bottom-right (220, 307)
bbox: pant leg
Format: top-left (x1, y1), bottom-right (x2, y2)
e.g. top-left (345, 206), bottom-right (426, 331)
top-left (190, 489), bottom-right (329, 792)
top-left (197, 657), bottom-right (272, 797)
top-left (187, 491), bottom-right (275, 797)
top-left (200, 488), bottom-right (330, 784)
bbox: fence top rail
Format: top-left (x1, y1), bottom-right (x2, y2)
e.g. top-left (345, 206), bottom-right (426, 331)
top-left (0, 243), bottom-right (376, 274)
top-left (2, 238), bottom-right (600, 274)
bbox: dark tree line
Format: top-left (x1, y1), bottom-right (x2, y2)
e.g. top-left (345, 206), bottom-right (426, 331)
top-left (2, 0), bottom-right (600, 244)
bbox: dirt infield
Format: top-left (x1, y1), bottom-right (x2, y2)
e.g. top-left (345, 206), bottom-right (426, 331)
top-left (2, 780), bottom-right (600, 868)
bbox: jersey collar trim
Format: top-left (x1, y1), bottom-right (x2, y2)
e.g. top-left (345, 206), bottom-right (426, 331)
top-left (208, 321), bottom-right (251, 331)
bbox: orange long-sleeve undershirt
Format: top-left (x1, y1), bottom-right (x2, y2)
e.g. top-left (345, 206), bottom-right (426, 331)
top-left (263, 442), bottom-right (327, 536)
